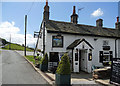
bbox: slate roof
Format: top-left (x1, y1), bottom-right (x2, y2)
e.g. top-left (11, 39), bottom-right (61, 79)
top-left (45, 20), bottom-right (120, 38)
top-left (67, 39), bottom-right (94, 49)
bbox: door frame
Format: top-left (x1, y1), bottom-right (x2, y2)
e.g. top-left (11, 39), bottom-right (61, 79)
top-left (74, 49), bottom-right (88, 72)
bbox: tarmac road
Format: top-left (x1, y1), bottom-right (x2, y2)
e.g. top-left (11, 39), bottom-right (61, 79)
top-left (2, 50), bottom-right (50, 85)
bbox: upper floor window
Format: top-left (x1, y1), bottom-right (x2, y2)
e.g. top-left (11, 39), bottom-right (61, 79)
top-left (52, 35), bottom-right (63, 47)
top-left (103, 40), bottom-right (109, 46)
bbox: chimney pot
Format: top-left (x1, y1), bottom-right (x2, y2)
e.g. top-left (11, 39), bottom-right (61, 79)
top-left (115, 16), bottom-right (120, 30)
top-left (46, 0), bottom-right (48, 6)
top-left (117, 16), bottom-right (119, 22)
top-left (73, 6), bottom-right (76, 14)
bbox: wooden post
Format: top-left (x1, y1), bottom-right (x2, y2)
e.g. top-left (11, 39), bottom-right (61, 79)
top-left (9, 34), bottom-right (11, 50)
top-left (25, 15), bottom-right (27, 56)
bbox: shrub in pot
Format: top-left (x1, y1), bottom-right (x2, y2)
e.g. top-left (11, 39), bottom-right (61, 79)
top-left (55, 53), bottom-right (71, 86)
top-left (40, 53), bottom-right (48, 72)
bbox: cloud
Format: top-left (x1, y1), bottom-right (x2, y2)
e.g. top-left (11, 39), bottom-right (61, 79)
top-left (0, 21), bottom-right (37, 47)
top-left (91, 8), bottom-right (103, 17)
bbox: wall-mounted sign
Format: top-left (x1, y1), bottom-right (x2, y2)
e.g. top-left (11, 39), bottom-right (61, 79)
top-left (52, 35), bottom-right (63, 47)
top-left (103, 46), bottom-right (110, 50)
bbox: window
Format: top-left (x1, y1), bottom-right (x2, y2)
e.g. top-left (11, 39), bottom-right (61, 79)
top-left (103, 40), bottom-right (109, 46)
top-left (99, 51), bottom-right (103, 63)
top-left (75, 53), bottom-right (78, 61)
top-left (99, 51), bottom-right (113, 63)
top-left (103, 54), bottom-right (110, 62)
top-left (52, 35), bottom-right (63, 47)
top-left (49, 52), bottom-right (59, 62)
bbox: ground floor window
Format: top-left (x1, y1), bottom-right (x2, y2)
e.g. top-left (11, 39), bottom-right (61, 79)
top-left (103, 54), bottom-right (110, 62)
top-left (99, 51), bottom-right (113, 63)
top-left (49, 52), bottom-right (59, 62)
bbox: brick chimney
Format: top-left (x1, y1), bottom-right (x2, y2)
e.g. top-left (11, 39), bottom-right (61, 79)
top-left (71, 6), bottom-right (78, 24)
top-left (43, 0), bottom-right (49, 20)
top-left (115, 16), bottom-right (120, 30)
top-left (96, 19), bottom-right (103, 27)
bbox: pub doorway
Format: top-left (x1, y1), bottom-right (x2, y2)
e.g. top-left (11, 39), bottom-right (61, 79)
top-left (49, 52), bottom-right (59, 72)
top-left (74, 49), bottom-right (87, 72)
top-left (49, 52), bottom-right (59, 62)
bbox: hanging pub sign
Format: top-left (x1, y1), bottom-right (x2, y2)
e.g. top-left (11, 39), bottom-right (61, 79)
top-left (110, 58), bottom-right (120, 85)
top-left (52, 35), bottom-right (63, 47)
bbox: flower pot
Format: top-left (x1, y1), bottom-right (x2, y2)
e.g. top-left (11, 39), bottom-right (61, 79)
top-left (40, 64), bottom-right (48, 72)
top-left (55, 73), bottom-right (71, 86)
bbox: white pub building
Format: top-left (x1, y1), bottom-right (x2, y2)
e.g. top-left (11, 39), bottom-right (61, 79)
top-left (35, 1), bottom-right (120, 73)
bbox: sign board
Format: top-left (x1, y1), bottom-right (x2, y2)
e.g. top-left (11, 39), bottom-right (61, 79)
top-left (52, 35), bottom-right (63, 47)
top-left (110, 58), bottom-right (120, 85)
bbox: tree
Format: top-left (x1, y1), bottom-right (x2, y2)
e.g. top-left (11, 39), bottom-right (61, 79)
top-left (56, 53), bottom-right (71, 74)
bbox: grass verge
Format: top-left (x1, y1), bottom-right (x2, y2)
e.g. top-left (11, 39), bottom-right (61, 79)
top-left (25, 55), bottom-right (35, 64)
top-left (2, 43), bottom-right (34, 52)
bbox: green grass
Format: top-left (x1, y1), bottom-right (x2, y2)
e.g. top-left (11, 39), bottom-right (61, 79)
top-left (25, 55), bottom-right (35, 64)
top-left (2, 43), bottom-right (34, 52)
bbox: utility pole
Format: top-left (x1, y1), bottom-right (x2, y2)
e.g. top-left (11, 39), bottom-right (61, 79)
top-left (25, 15), bottom-right (27, 56)
top-left (9, 34), bottom-right (11, 50)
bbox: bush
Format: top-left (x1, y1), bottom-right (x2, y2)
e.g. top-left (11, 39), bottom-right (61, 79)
top-left (56, 53), bottom-right (71, 75)
top-left (40, 53), bottom-right (48, 65)
top-left (37, 49), bottom-right (41, 52)
top-left (38, 56), bottom-right (42, 61)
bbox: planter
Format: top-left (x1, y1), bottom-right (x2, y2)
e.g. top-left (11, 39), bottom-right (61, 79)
top-left (55, 73), bottom-right (71, 86)
top-left (40, 64), bottom-right (48, 72)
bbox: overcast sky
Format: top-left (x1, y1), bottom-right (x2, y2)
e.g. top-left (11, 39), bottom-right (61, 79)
top-left (1, 1), bottom-right (119, 47)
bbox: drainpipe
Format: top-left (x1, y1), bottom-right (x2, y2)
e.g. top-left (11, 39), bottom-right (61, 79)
top-left (43, 21), bottom-right (46, 55)
top-left (72, 49), bottom-right (74, 71)
top-left (115, 39), bottom-right (117, 58)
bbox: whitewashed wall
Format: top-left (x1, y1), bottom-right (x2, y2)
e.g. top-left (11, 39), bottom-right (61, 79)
top-left (45, 32), bottom-right (116, 67)
top-left (118, 39), bottom-right (120, 58)
top-left (37, 22), bottom-right (117, 71)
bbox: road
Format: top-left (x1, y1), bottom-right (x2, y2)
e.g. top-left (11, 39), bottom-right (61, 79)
top-left (2, 50), bottom-right (50, 85)
top-left (0, 49), bottom-right (2, 86)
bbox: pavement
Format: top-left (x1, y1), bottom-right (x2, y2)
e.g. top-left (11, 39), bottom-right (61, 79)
top-left (15, 50), bottom-right (115, 86)
top-left (46, 72), bottom-right (101, 85)
top-left (95, 79), bottom-right (114, 86)
top-left (2, 50), bottom-right (50, 85)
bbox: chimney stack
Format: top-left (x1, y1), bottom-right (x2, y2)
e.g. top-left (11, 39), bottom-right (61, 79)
top-left (115, 16), bottom-right (120, 30)
top-left (43, 0), bottom-right (49, 20)
top-left (96, 19), bottom-right (103, 27)
top-left (71, 6), bottom-right (78, 24)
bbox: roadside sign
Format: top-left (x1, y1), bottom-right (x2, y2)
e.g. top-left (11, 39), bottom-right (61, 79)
top-left (110, 58), bottom-right (120, 85)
